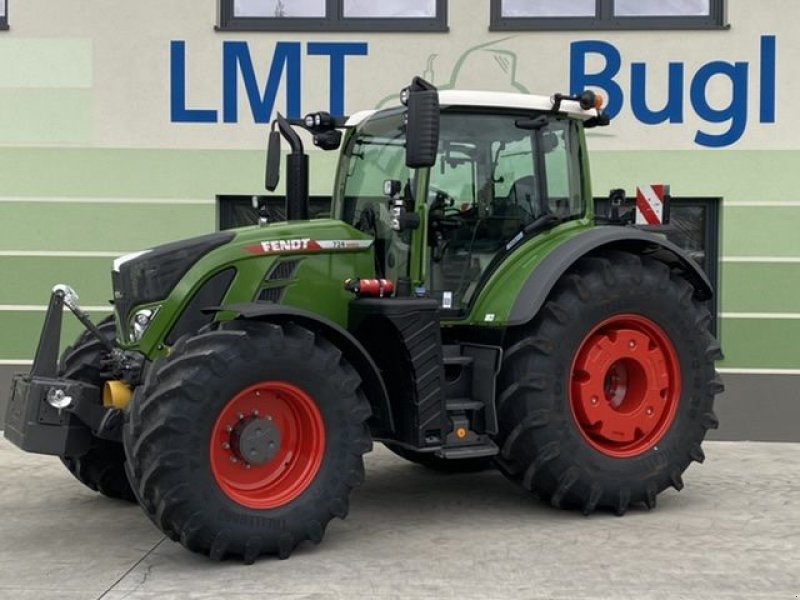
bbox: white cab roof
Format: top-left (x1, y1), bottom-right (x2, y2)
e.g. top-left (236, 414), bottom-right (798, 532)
top-left (346, 90), bottom-right (599, 127)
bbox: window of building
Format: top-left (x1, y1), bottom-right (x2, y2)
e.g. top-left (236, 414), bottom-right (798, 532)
top-left (219, 0), bottom-right (448, 32)
top-left (0, 0), bottom-right (8, 30)
top-left (491, 0), bottom-right (725, 30)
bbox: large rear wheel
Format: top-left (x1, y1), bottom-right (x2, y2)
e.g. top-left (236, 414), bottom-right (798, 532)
top-left (496, 251), bottom-right (723, 514)
top-left (124, 320), bottom-right (372, 562)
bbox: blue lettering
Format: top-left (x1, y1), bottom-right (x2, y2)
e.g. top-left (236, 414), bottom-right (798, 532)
top-left (223, 41), bottom-right (302, 124)
top-left (170, 41), bottom-right (218, 123)
top-left (570, 36), bottom-right (777, 148)
top-left (570, 40), bottom-right (624, 119)
top-left (690, 61), bottom-right (749, 148)
top-left (760, 35), bottom-right (777, 123)
top-left (307, 42), bottom-right (368, 117)
top-left (631, 62), bottom-right (684, 125)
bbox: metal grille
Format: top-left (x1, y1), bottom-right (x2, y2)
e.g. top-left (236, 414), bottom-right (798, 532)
top-left (267, 260), bottom-right (300, 281)
top-left (258, 286), bottom-right (286, 303)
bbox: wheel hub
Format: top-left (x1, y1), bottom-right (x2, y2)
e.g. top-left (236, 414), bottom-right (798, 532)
top-left (209, 381), bottom-right (326, 510)
top-left (570, 315), bottom-right (681, 458)
top-left (230, 416), bottom-right (282, 467)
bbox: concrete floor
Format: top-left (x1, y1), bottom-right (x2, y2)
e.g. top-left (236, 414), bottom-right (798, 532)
top-left (0, 440), bottom-right (797, 600)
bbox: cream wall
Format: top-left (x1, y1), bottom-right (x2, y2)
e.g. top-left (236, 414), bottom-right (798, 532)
top-left (0, 0), bottom-right (792, 151)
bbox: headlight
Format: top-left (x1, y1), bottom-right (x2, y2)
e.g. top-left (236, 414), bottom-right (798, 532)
top-left (130, 308), bottom-right (158, 342)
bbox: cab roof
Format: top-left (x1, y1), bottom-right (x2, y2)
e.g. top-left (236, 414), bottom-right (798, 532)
top-left (346, 89), bottom-right (600, 127)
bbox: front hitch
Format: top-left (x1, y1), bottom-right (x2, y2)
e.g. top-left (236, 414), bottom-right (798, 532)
top-left (4, 285), bottom-right (125, 456)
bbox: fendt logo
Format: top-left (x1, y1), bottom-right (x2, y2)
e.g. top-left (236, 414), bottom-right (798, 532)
top-left (245, 239), bottom-right (374, 256)
top-left (171, 36), bottom-right (777, 148)
top-left (253, 239), bottom-right (313, 254)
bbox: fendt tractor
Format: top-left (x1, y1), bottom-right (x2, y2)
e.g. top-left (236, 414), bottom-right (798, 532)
top-left (4, 77), bottom-right (723, 562)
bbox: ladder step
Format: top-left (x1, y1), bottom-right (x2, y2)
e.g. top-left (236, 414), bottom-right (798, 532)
top-left (443, 355), bottom-right (474, 367)
top-left (446, 398), bottom-right (484, 411)
top-left (438, 442), bottom-right (499, 460)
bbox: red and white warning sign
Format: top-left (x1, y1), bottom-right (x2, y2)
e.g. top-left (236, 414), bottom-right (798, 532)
top-left (635, 185), bottom-right (670, 226)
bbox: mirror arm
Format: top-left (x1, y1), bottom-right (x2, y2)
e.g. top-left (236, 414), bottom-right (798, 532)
top-left (275, 112), bottom-right (304, 155)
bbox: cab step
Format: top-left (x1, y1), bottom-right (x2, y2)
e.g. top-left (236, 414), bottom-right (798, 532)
top-left (446, 398), bottom-right (484, 412)
top-left (438, 441), bottom-right (499, 460)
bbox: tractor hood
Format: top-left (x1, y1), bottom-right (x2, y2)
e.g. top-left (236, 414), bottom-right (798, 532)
top-left (112, 220), bottom-right (375, 355)
top-left (112, 232), bottom-right (235, 331)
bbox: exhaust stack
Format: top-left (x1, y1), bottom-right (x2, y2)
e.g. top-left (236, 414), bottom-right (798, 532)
top-left (266, 113), bottom-right (309, 222)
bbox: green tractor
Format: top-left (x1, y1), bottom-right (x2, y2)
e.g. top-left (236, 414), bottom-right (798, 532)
top-left (4, 77), bottom-right (722, 562)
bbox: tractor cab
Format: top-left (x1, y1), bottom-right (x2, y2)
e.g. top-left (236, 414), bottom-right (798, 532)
top-left (336, 99), bottom-right (589, 313)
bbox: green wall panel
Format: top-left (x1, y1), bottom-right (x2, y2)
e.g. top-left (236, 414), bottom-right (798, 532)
top-left (2, 257), bottom-right (798, 315)
top-left (0, 90), bottom-right (92, 144)
top-left (591, 151), bottom-right (800, 203)
top-left (0, 149), bottom-right (339, 199)
top-left (0, 146), bottom-right (798, 368)
top-left (0, 312), bottom-right (101, 361)
top-left (718, 319), bottom-right (800, 370)
top-left (0, 256), bottom-right (113, 306)
top-left (721, 263), bottom-right (800, 313)
top-left (2, 147), bottom-right (796, 205)
top-left (0, 310), bottom-right (795, 367)
top-left (0, 202), bottom-right (214, 252)
top-left (722, 207), bottom-right (800, 258)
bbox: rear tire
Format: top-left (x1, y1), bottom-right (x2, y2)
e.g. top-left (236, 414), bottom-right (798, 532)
top-left (384, 443), bottom-right (495, 473)
top-left (59, 317), bottom-right (136, 502)
top-left (495, 251), bottom-right (723, 514)
top-left (124, 320), bottom-right (372, 562)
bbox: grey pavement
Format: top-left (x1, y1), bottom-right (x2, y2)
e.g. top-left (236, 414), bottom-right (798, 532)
top-left (0, 439), bottom-right (798, 600)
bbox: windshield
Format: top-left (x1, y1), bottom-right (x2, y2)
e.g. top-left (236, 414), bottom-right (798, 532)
top-left (336, 107), bottom-right (585, 312)
top-left (339, 109), bottom-right (413, 281)
top-left (428, 111), bottom-right (584, 309)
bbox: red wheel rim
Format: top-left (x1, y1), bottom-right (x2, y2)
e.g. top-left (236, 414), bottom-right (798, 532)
top-left (570, 315), bottom-right (681, 458)
top-left (210, 382), bottom-right (325, 509)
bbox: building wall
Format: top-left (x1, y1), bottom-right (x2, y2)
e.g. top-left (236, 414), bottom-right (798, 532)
top-left (1, 0), bottom-right (798, 440)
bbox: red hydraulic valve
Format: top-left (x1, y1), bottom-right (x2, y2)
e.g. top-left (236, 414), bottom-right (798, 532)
top-left (344, 278), bottom-right (395, 298)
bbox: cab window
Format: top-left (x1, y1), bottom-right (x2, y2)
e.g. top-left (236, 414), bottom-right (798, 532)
top-left (427, 111), bottom-right (583, 310)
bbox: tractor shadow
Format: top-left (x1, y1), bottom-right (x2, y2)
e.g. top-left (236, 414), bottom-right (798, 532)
top-left (349, 448), bottom-right (669, 525)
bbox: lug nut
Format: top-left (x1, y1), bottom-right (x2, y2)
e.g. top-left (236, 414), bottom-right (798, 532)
top-left (226, 425), bottom-right (233, 433)
top-left (591, 396), bottom-right (599, 405)
top-left (230, 456), bottom-right (238, 463)
top-left (253, 409), bottom-right (260, 416)
top-left (245, 464), bottom-right (252, 470)
top-left (629, 340), bottom-right (636, 349)
top-left (238, 413), bottom-right (245, 420)
top-left (646, 407), bottom-right (654, 416)
top-left (222, 442), bottom-right (230, 450)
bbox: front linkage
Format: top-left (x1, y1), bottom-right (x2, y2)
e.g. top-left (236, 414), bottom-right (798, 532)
top-left (4, 285), bottom-right (142, 456)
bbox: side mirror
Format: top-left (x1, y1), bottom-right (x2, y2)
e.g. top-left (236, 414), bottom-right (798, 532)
top-left (404, 78), bottom-right (440, 169)
top-left (265, 130), bottom-right (281, 192)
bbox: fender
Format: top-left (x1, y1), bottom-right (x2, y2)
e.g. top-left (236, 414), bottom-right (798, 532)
top-left (207, 303), bottom-right (394, 437)
top-left (507, 227), bottom-right (714, 326)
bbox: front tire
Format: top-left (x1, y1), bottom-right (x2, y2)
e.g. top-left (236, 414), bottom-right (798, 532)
top-left (496, 251), bottom-right (723, 514)
top-left (59, 317), bottom-right (136, 502)
top-left (124, 320), bottom-right (372, 562)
